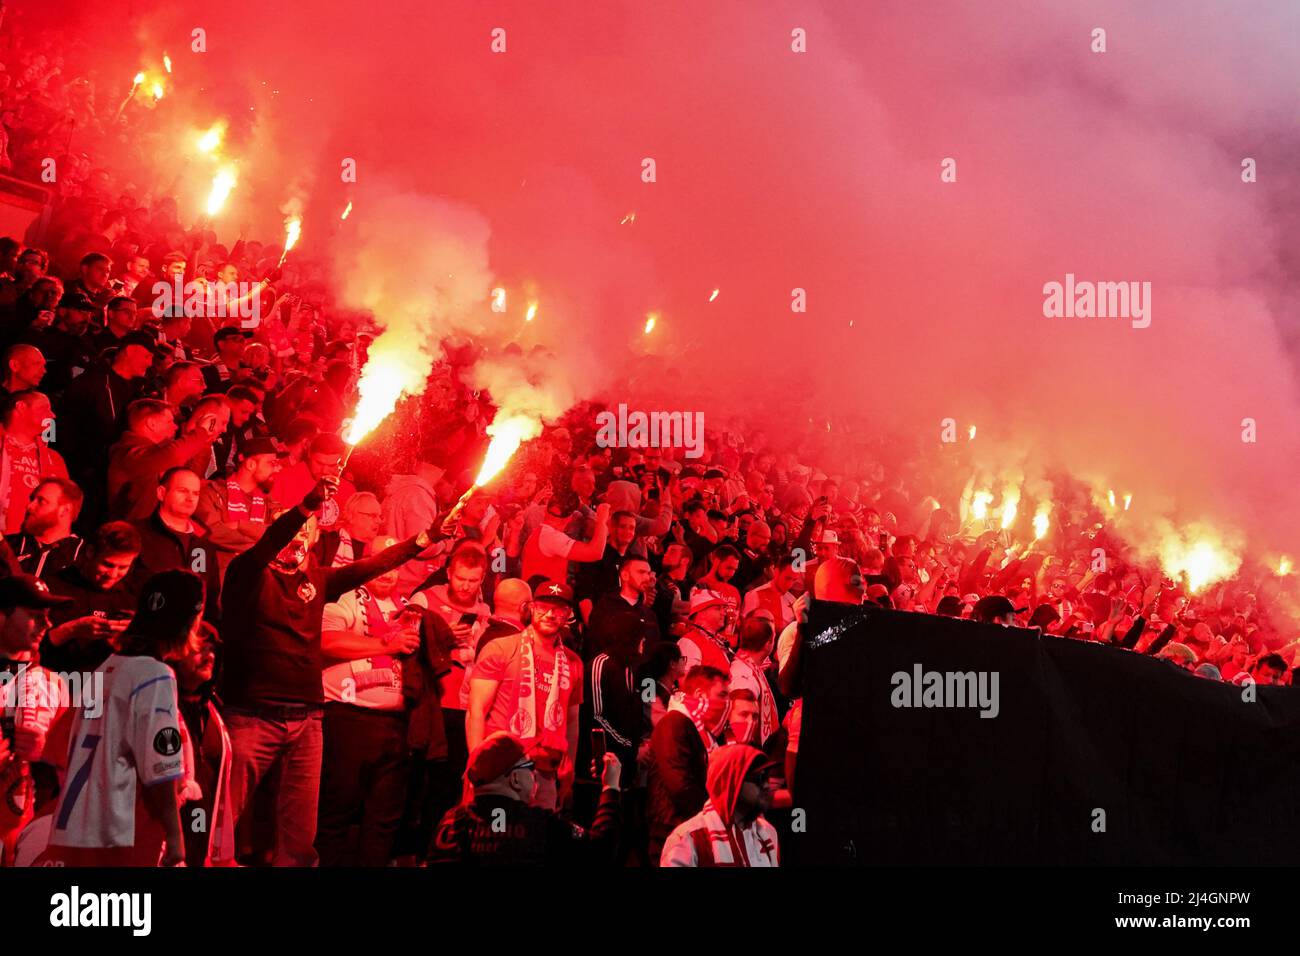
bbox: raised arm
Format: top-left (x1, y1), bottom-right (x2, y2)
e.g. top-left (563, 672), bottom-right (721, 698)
top-left (324, 533), bottom-right (427, 602)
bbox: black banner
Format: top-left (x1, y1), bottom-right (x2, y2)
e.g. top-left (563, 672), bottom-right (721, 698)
top-left (790, 603), bottom-right (1300, 865)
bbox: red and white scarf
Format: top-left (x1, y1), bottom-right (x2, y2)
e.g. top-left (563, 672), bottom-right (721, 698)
top-left (733, 655), bottom-right (779, 743)
top-left (668, 691), bottom-right (724, 752)
top-left (224, 480), bottom-right (266, 524)
top-left (509, 630), bottom-right (570, 756)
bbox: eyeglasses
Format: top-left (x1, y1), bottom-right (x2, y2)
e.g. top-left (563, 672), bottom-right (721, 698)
top-left (533, 605), bottom-right (573, 622)
top-left (510, 760), bottom-right (535, 773)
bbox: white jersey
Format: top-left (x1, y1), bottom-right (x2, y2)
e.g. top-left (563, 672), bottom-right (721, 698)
top-left (49, 655), bottom-right (183, 849)
top-left (322, 589), bottom-right (405, 711)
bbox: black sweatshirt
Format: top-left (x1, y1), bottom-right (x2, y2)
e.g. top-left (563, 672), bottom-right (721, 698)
top-left (219, 505), bottom-right (425, 709)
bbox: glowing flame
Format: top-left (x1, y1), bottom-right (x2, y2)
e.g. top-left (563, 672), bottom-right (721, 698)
top-left (340, 201), bottom-right (353, 220)
top-left (525, 302), bottom-right (538, 322)
top-left (283, 217), bottom-right (302, 253)
top-left (971, 490), bottom-right (993, 521)
top-left (205, 166), bottom-right (238, 217)
top-left (968, 424), bottom-right (976, 441)
top-left (277, 216), bottom-right (303, 266)
top-left (1159, 532), bottom-right (1241, 594)
top-left (491, 287), bottom-right (507, 311)
top-left (644, 313), bottom-right (657, 334)
top-left (1032, 504), bottom-right (1051, 541)
top-left (1122, 493), bottom-right (1133, 512)
top-left (196, 122), bottom-right (225, 155)
top-left (474, 415), bottom-right (543, 487)
top-left (164, 54), bottom-right (173, 74)
top-left (620, 212), bottom-right (636, 225)
top-left (1279, 556), bottom-right (1294, 577)
top-left (1107, 488), bottom-right (1116, 509)
top-left (709, 288), bottom-right (719, 302)
top-left (999, 487), bottom-right (1021, 530)
top-left (151, 82), bottom-right (165, 101)
top-left (132, 72), bottom-right (145, 88)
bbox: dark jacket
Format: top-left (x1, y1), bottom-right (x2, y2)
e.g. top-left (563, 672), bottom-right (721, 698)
top-left (646, 710), bottom-right (709, 859)
top-left (219, 505), bottom-right (425, 709)
top-left (58, 365), bottom-right (142, 491)
top-left (20, 325), bottom-right (94, 397)
top-left (428, 787), bottom-right (621, 866)
top-left (585, 591), bottom-right (660, 662)
top-left (129, 510), bottom-right (222, 620)
top-left (6, 532), bottom-right (85, 579)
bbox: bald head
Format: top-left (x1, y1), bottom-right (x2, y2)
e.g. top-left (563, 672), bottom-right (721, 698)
top-left (494, 578), bottom-right (532, 623)
top-left (4, 344), bottom-right (46, 390)
top-left (814, 556), bottom-right (864, 604)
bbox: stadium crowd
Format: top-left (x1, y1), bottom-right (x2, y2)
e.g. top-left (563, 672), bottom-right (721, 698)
top-left (0, 10), bottom-right (1294, 869)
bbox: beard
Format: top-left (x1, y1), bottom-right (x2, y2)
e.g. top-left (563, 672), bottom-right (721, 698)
top-left (22, 513), bottom-right (56, 537)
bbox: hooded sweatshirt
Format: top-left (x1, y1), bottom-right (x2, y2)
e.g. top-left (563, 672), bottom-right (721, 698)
top-left (659, 743), bottom-right (779, 867)
top-left (383, 473), bottom-right (444, 597)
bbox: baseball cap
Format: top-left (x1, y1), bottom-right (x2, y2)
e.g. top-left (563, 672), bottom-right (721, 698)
top-left (688, 589), bottom-right (727, 616)
top-left (118, 330), bottom-right (160, 355)
top-left (58, 291), bottom-right (98, 313)
top-left (972, 595), bottom-right (1024, 623)
top-left (533, 580), bottom-right (574, 606)
top-left (819, 530), bottom-right (839, 545)
top-left (240, 436), bottom-right (288, 459)
top-left (213, 326), bottom-right (251, 345)
top-left (935, 595), bottom-right (965, 617)
top-left (465, 731), bottom-right (529, 786)
top-left (129, 570), bottom-right (205, 641)
top-left (0, 574), bottom-right (71, 611)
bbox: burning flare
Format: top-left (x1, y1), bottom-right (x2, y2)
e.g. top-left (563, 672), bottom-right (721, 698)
top-left (709, 288), bottom-right (720, 302)
top-left (1159, 531), bottom-right (1241, 594)
top-left (277, 216), bottom-right (303, 267)
top-left (164, 54), bottom-right (173, 74)
top-left (970, 490), bottom-right (993, 522)
top-left (968, 424), bottom-right (976, 441)
top-left (525, 302), bottom-right (538, 322)
top-left (196, 122), bottom-right (225, 155)
top-left (1278, 556), bottom-right (1294, 577)
top-left (340, 201), bottom-right (353, 221)
top-left (491, 287), bottom-right (507, 311)
top-left (475, 415), bottom-right (543, 486)
top-left (999, 484), bottom-right (1021, 530)
top-left (151, 82), bottom-right (165, 101)
top-left (1032, 504), bottom-right (1051, 541)
top-left (205, 166), bottom-right (238, 217)
top-left (644, 313), bottom-right (658, 334)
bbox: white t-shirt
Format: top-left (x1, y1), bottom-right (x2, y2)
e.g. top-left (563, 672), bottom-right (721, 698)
top-left (537, 523), bottom-right (578, 559)
top-left (776, 621), bottom-right (799, 670)
top-left (49, 654), bottom-right (183, 849)
top-left (322, 589), bottom-right (405, 711)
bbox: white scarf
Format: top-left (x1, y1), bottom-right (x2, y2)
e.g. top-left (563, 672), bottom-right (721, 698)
top-left (668, 691), bottom-right (723, 752)
top-left (509, 630), bottom-right (570, 752)
top-left (734, 655), bottom-right (779, 743)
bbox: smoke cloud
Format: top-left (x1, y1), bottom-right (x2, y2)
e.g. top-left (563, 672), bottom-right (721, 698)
top-left (35, 0), bottom-right (1300, 561)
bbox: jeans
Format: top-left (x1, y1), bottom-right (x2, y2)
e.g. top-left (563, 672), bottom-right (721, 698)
top-left (226, 709), bottom-right (323, 866)
top-left (316, 704), bottom-right (409, 867)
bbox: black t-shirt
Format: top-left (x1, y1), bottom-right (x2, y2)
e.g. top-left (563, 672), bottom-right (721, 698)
top-left (39, 565), bottom-right (136, 673)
